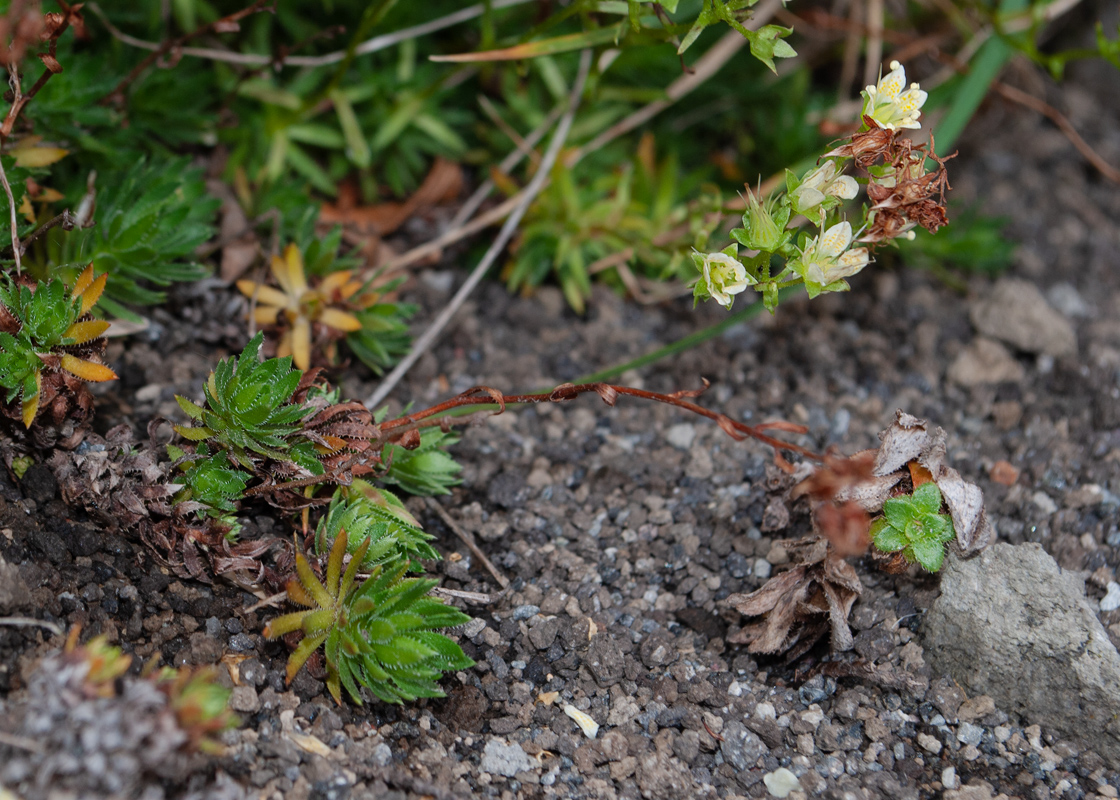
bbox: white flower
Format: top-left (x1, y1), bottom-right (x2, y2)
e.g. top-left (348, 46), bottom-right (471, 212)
top-left (799, 221), bottom-right (870, 285)
top-left (699, 251), bottom-right (753, 309)
top-left (792, 161), bottom-right (859, 213)
top-left (861, 61), bottom-right (927, 130)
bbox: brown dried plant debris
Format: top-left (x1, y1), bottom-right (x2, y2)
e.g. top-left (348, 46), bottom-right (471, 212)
top-left (50, 424), bottom-right (172, 530)
top-left (726, 536), bottom-right (862, 657)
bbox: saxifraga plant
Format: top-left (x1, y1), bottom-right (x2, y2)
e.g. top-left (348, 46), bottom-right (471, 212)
top-left (870, 481), bottom-right (956, 572)
top-left (236, 238), bottom-right (413, 374)
top-left (0, 265), bottom-right (116, 429)
top-left (264, 530), bottom-right (473, 705)
top-left (174, 332), bottom-right (322, 475)
top-left (314, 480), bottom-right (440, 570)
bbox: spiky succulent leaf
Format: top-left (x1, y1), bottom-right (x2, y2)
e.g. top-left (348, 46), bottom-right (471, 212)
top-left (266, 529), bottom-right (473, 706)
top-left (174, 450), bottom-right (249, 517)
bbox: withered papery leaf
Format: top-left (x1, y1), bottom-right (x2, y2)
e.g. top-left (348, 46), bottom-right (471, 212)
top-left (937, 466), bottom-right (993, 554)
top-left (873, 410), bottom-right (930, 476)
top-left (725, 537), bottom-right (861, 655)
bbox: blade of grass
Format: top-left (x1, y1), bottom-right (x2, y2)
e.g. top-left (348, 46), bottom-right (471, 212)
top-left (932, 0), bottom-right (1028, 154)
top-left (572, 288), bottom-right (798, 384)
top-left (431, 24), bottom-right (625, 62)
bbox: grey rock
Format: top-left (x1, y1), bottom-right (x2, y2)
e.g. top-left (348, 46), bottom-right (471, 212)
top-left (586, 635), bottom-right (626, 687)
top-left (228, 685), bottom-right (260, 714)
top-left (970, 279), bottom-right (1077, 357)
top-left (528, 616), bottom-right (561, 650)
top-left (923, 543), bottom-right (1120, 764)
top-left (511, 604), bottom-right (540, 621)
top-left (947, 338), bottom-right (1025, 387)
top-left (719, 720), bottom-right (768, 771)
top-left (480, 739), bottom-right (535, 777)
top-left (635, 751), bottom-right (692, 800)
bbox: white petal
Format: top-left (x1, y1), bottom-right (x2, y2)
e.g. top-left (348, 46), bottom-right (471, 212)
top-left (827, 175), bottom-right (859, 200)
top-left (793, 186), bottom-right (825, 210)
top-left (801, 161), bottom-right (834, 190)
top-left (896, 87), bottom-right (927, 116)
top-left (819, 222), bottom-right (853, 257)
top-left (877, 63), bottom-right (906, 99)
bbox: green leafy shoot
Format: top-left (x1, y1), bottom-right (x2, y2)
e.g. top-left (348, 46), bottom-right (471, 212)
top-left (315, 481), bottom-right (439, 571)
top-left (264, 530), bottom-right (473, 705)
top-left (173, 333), bottom-right (320, 474)
top-left (870, 482), bottom-right (956, 572)
top-left (380, 428), bottom-right (462, 496)
top-left (168, 444), bottom-right (250, 519)
top-left (42, 158), bottom-right (218, 318)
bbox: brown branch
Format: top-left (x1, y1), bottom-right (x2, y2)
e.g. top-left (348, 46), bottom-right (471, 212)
top-left (376, 381), bottom-right (819, 463)
top-left (992, 80), bottom-right (1120, 185)
top-left (245, 379), bottom-right (820, 500)
top-left (102, 0), bottom-right (274, 106)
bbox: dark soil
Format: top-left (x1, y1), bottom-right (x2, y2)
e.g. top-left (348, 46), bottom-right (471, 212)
top-left (3, 58), bottom-right (1120, 800)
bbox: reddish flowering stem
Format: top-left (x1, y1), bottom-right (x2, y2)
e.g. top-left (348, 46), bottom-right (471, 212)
top-left (377, 382), bottom-right (822, 462)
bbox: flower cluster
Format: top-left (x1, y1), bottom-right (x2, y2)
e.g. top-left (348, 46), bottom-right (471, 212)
top-left (860, 61), bottom-right (928, 131)
top-left (692, 60), bottom-right (947, 312)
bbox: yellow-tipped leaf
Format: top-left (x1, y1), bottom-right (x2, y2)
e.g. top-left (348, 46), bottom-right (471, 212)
top-left (21, 373), bottom-right (41, 428)
top-left (60, 354), bottom-right (117, 382)
top-left (65, 319), bottom-right (111, 345)
top-left (319, 308), bottom-right (362, 333)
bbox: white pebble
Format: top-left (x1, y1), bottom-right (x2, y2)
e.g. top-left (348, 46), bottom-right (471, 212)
top-left (763, 767), bottom-right (801, 798)
top-left (727, 680), bottom-right (744, 697)
top-left (563, 704), bottom-right (599, 739)
top-left (1100, 581), bottom-right (1120, 612)
top-left (755, 702), bottom-right (776, 721)
top-left (942, 766), bottom-right (960, 790)
top-left (917, 732), bottom-right (942, 754)
top-left (1031, 491), bottom-right (1057, 515)
top-left (753, 558), bottom-right (772, 580)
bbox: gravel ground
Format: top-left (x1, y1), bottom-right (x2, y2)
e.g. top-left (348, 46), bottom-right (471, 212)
top-left (3, 54), bottom-right (1120, 800)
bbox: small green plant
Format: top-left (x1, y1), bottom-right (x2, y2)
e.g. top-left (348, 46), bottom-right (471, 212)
top-left (236, 236), bottom-right (413, 373)
top-left (380, 427), bottom-right (462, 496)
top-left (28, 158), bottom-right (218, 318)
top-left (869, 482), bottom-right (956, 572)
top-left (152, 665), bottom-right (239, 754)
top-left (174, 333), bottom-right (322, 475)
top-left (314, 480), bottom-right (439, 570)
top-left (0, 265), bottom-right (116, 427)
top-left (264, 530), bottom-right (473, 705)
top-left (510, 138), bottom-right (723, 312)
top-left (167, 445), bottom-right (251, 523)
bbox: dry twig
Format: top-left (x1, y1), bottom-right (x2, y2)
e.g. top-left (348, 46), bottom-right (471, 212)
top-left (426, 497), bottom-right (509, 589)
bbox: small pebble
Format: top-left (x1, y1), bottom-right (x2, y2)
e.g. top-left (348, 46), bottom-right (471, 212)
top-left (942, 766), bottom-right (960, 790)
top-left (763, 767), bottom-right (801, 798)
top-left (917, 733), bottom-right (942, 755)
top-left (1100, 582), bottom-right (1120, 612)
top-left (754, 559), bottom-right (772, 580)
